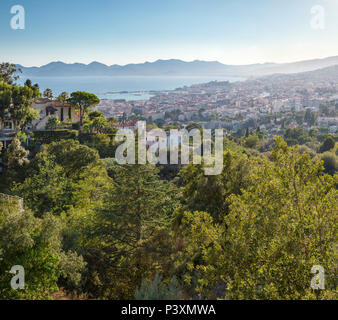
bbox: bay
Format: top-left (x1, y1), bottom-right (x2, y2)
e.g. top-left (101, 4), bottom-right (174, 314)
top-left (18, 75), bottom-right (244, 101)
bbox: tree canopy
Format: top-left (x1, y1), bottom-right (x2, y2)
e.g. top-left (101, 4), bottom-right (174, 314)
top-left (68, 91), bottom-right (100, 127)
top-left (0, 63), bottom-right (21, 85)
top-left (179, 138), bottom-right (337, 299)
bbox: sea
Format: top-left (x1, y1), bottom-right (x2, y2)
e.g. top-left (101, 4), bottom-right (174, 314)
top-left (18, 76), bottom-right (244, 101)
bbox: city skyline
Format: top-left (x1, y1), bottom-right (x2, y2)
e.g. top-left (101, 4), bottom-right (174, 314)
top-left (0, 0), bottom-right (337, 67)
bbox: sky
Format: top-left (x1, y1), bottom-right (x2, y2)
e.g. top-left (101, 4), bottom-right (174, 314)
top-left (0, 0), bottom-right (337, 66)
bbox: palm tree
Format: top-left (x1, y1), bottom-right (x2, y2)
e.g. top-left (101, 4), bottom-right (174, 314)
top-left (57, 92), bottom-right (69, 103)
top-left (43, 88), bottom-right (53, 99)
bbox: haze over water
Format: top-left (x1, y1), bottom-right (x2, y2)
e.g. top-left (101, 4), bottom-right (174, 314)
top-left (19, 75), bottom-right (244, 100)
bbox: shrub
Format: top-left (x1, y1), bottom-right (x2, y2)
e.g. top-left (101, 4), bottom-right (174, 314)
top-left (72, 122), bottom-right (81, 130)
top-left (135, 274), bottom-right (181, 300)
top-left (32, 130), bottom-right (78, 145)
top-left (319, 136), bottom-right (335, 153)
top-left (319, 152), bottom-right (337, 175)
top-left (244, 135), bottom-right (259, 148)
top-left (45, 116), bottom-right (60, 131)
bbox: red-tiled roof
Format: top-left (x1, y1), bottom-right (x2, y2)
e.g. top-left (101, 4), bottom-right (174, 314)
top-left (47, 101), bottom-right (71, 108)
top-left (34, 98), bottom-right (71, 108)
top-left (34, 98), bottom-right (50, 104)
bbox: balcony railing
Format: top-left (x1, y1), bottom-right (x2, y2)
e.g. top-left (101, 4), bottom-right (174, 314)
top-left (0, 129), bottom-right (16, 137)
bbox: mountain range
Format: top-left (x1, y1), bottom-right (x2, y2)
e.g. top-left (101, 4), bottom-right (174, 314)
top-left (261, 64), bottom-right (338, 82)
top-left (17, 56), bottom-right (338, 78)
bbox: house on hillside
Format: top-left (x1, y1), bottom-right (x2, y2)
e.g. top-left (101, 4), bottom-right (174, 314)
top-left (0, 118), bottom-right (14, 131)
top-left (114, 120), bottom-right (139, 131)
top-left (0, 115), bottom-right (17, 149)
top-left (31, 98), bottom-right (80, 130)
top-left (0, 98), bottom-right (80, 132)
top-left (0, 98), bottom-right (80, 148)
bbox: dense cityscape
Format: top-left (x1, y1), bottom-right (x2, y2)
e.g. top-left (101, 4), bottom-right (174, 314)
top-left (97, 65), bottom-right (338, 137)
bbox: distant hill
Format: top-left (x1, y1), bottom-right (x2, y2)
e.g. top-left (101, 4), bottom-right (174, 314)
top-left (261, 64), bottom-right (338, 82)
top-left (17, 56), bottom-right (338, 77)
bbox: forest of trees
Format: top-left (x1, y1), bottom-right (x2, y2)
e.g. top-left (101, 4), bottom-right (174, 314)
top-left (0, 63), bottom-right (337, 300)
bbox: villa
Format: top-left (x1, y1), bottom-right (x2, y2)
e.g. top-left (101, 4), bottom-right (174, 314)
top-left (31, 98), bottom-right (80, 130)
top-left (114, 120), bottom-right (139, 131)
top-left (0, 98), bottom-right (80, 148)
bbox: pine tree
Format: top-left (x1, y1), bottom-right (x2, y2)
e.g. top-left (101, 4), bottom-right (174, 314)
top-left (84, 164), bottom-right (178, 299)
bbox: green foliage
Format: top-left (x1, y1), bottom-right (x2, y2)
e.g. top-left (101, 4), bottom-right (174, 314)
top-left (83, 116), bottom-right (109, 135)
top-left (0, 70), bottom-right (336, 301)
top-left (79, 164), bottom-right (178, 299)
top-left (284, 128), bottom-right (310, 146)
top-left (68, 91), bottom-right (100, 126)
top-left (0, 139), bottom-right (29, 193)
top-left (43, 88), bottom-right (53, 99)
top-left (0, 82), bottom-right (39, 130)
top-left (45, 116), bottom-right (61, 131)
top-left (304, 109), bottom-right (317, 126)
top-left (319, 152), bottom-right (337, 175)
top-left (0, 196), bottom-right (85, 299)
top-left (244, 134), bottom-right (259, 149)
top-left (12, 153), bottom-right (69, 216)
top-left (0, 62), bottom-right (21, 85)
top-left (135, 274), bottom-right (181, 300)
top-left (57, 92), bottom-right (69, 103)
top-left (297, 145), bottom-right (316, 158)
top-left (88, 110), bottom-right (104, 121)
top-left (45, 140), bottom-right (99, 178)
top-left (24, 79), bottom-right (32, 87)
top-left (91, 116), bottom-right (108, 133)
top-left (24, 80), bottom-right (41, 98)
top-left (16, 131), bottom-right (27, 145)
top-left (181, 138), bottom-right (337, 300)
top-left (32, 130), bottom-right (78, 145)
top-left (3, 138), bottom-right (29, 169)
top-left (319, 136), bottom-right (335, 153)
top-left (72, 122), bottom-right (81, 130)
top-left (91, 134), bottom-right (113, 158)
top-left (12, 139), bottom-right (107, 217)
top-left (177, 151), bottom-right (250, 222)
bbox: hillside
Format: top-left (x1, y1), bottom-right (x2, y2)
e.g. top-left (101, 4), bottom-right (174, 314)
top-left (17, 56), bottom-right (338, 77)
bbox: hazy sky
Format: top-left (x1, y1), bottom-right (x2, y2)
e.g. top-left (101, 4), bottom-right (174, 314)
top-left (0, 0), bottom-right (337, 66)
